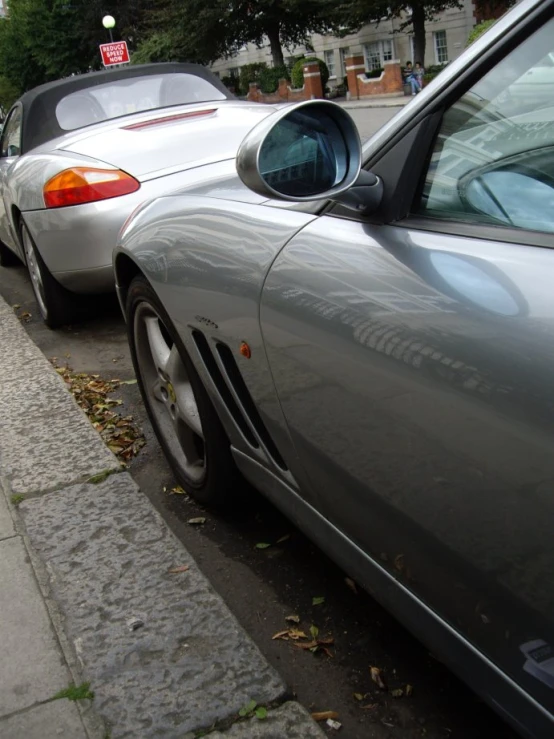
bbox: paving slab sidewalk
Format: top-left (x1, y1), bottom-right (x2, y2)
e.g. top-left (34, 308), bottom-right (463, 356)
top-left (0, 295), bottom-right (325, 739)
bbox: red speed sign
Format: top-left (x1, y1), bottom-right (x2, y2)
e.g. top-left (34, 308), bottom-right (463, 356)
top-left (99, 41), bottom-right (130, 67)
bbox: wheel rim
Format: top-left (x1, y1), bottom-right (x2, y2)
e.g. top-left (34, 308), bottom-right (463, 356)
top-left (134, 301), bottom-right (206, 483)
top-left (22, 227), bottom-right (47, 318)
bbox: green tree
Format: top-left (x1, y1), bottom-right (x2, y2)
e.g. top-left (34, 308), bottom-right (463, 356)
top-left (291, 56), bottom-right (329, 89)
top-left (466, 19), bottom-right (496, 46)
top-left (138, 0), bottom-right (342, 67)
top-left (0, 0), bottom-right (157, 94)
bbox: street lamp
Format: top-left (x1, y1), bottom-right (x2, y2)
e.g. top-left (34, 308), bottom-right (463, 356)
top-left (102, 15), bottom-right (115, 43)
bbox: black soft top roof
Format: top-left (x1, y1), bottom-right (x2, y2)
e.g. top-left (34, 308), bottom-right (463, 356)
top-left (16, 62), bottom-right (233, 154)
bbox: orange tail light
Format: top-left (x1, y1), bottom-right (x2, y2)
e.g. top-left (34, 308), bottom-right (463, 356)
top-left (43, 167), bottom-right (140, 208)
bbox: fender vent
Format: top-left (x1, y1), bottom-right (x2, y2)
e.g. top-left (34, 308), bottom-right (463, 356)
top-left (191, 330), bottom-right (258, 448)
top-left (215, 342), bottom-right (288, 471)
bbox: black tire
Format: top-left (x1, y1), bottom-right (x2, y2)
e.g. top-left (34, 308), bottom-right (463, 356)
top-left (126, 274), bottom-right (242, 507)
top-left (0, 240), bottom-right (20, 267)
top-left (20, 221), bottom-right (82, 329)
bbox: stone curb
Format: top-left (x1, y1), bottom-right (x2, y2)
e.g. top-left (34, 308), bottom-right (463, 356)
top-left (0, 295), bottom-right (325, 738)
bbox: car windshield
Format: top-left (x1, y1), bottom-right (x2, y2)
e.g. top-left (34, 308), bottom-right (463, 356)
top-left (55, 73), bottom-right (226, 131)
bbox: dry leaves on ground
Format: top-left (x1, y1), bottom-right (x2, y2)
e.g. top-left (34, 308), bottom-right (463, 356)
top-left (51, 363), bottom-right (145, 462)
top-left (272, 622), bottom-right (334, 657)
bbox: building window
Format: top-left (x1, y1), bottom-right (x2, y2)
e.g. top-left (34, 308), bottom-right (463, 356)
top-left (324, 50), bottom-right (336, 78)
top-left (340, 47), bottom-right (350, 76)
top-left (434, 30), bottom-right (448, 64)
top-left (363, 40), bottom-right (394, 72)
top-left (229, 67), bottom-right (240, 80)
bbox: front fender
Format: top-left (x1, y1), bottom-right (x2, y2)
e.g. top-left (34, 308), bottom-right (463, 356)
top-left (115, 193), bottom-right (318, 493)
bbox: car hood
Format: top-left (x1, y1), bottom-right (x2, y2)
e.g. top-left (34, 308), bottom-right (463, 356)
top-left (57, 100), bottom-right (277, 182)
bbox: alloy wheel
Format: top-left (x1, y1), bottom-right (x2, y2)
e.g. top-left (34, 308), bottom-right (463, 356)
top-left (134, 301), bottom-right (206, 483)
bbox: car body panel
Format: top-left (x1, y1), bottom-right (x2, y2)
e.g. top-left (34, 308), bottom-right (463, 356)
top-left (116, 194), bottom-right (319, 496)
top-left (0, 65), bottom-right (276, 294)
top-left (260, 214), bottom-right (554, 719)
top-left (24, 159), bottom-right (269, 290)
top-left (114, 0), bottom-right (554, 735)
top-left (58, 101), bottom-right (276, 181)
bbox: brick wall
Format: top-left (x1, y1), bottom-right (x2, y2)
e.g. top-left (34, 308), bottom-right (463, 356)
top-left (247, 61), bottom-right (323, 103)
top-left (346, 56), bottom-right (403, 99)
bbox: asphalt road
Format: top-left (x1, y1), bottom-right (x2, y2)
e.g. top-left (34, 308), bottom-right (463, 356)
top-left (0, 108), bottom-right (518, 739)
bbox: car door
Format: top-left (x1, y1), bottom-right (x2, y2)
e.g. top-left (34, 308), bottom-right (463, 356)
top-left (0, 105), bottom-right (22, 253)
top-left (260, 11), bottom-right (554, 721)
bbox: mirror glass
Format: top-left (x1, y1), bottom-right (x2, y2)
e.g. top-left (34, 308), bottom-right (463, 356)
top-left (465, 171), bottom-right (554, 232)
top-left (258, 108), bottom-right (348, 197)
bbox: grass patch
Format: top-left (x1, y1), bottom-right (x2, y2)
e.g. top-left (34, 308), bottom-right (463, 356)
top-left (87, 468), bottom-right (121, 485)
top-left (52, 682), bottom-right (94, 702)
top-left (10, 494), bottom-right (25, 506)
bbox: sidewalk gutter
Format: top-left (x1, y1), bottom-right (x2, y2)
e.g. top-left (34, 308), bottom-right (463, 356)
top-left (0, 295), bottom-right (325, 739)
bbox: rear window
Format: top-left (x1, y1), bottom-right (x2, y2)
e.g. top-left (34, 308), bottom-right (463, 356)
top-left (55, 73), bottom-right (226, 131)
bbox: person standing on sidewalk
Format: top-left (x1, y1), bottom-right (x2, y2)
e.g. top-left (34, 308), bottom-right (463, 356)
top-left (411, 61), bottom-right (425, 94)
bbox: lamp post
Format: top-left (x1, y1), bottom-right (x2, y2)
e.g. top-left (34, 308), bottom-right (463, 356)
top-left (102, 14), bottom-right (115, 43)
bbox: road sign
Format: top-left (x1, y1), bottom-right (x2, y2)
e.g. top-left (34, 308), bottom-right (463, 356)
top-left (99, 41), bottom-right (130, 67)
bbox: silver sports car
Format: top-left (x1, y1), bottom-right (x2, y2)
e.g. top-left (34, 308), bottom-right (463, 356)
top-left (0, 63), bottom-right (275, 327)
top-left (115, 0), bottom-right (554, 736)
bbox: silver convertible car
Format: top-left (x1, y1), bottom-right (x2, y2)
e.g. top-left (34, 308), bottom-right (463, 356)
top-left (115, 0), bottom-right (554, 735)
top-left (0, 63), bottom-right (276, 327)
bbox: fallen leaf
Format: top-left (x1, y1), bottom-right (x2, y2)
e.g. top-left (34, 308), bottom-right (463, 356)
top-left (288, 628), bottom-right (307, 640)
top-left (391, 688), bottom-right (404, 698)
top-left (255, 542), bottom-right (271, 549)
top-left (309, 624), bottom-right (319, 639)
top-left (168, 565), bottom-right (190, 574)
top-left (48, 362), bottom-right (145, 462)
top-left (170, 486), bottom-right (186, 495)
top-left (19, 311), bottom-right (32, 321)
top-left (353, 693), bottom-right (363, 701)
top-left (405, 684), bottom-right (413, 697)
top-left (272, 629), bottom-right (293, 641)
top-left (311, 711), bottom-right (339, 722)
top-left (285, 614), bottom-right (300, 624)
top-left (188, 517), bottom-right (206, 525)
top-left (254, 707), bottom-right (267, 720)
top-left (238, 699), bottom-right (257, 717)
top-left (345, 577), bottom-right (358, 594)
top-left (12, 304), bottom-right (20, 310)
top-left (120, 378), bottom-right (138, 384)
top-left (312, 596), bottom-right (325, 606)
top-left (276, 534), bottom-right (291, 544)
top-left (361, 703), bottom-right (378, 711)
top-left (370, 666), bottom-right (387, 690)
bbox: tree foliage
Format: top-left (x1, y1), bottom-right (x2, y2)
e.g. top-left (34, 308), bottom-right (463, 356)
top-left (134, 0), bottom-right (342, 68)
top-left (336, 0), bottom-right (463, 69)
top-left (0, 0), bottom-right (155, 99)
top-left (290, 57), bottom-right (329, 89)
top-left (466, 19), bottom-right (496, 46)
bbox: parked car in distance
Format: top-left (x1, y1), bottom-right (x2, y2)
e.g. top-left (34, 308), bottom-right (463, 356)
top-left (0, 63), bottom-right (277, 327)
top-left (114, 0), bottom-right (554, 736)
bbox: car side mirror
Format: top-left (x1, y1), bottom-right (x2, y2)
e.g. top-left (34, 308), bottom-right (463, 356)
top-left (236, 100), bottom-right (383, 215)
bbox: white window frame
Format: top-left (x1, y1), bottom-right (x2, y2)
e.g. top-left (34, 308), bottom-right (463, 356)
top-left (363, 39), bottom-right (394, 72)
top-left (339, 47), bottom-right (350, 76)
top-left (324, 50), bottom-right (336, 79)
top-left (434, 30), bottom-right (448, 65)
